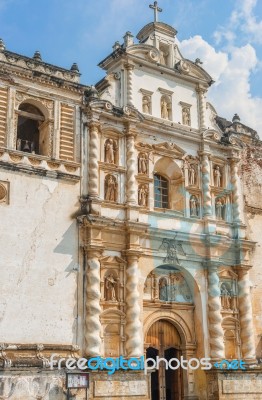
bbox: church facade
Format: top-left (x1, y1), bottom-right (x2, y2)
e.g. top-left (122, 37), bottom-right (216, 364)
top-left (0, 5), bottom-right (262, 400)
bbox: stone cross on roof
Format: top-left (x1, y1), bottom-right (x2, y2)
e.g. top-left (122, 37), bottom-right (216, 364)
top-left (149, 1), bottom-right (162, 22)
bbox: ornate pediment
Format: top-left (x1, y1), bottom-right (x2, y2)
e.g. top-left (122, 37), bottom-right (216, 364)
top-left (135, 142), bottom-right (153, 152)
top-left (219, 268), bottom-right (238, 280)
top-left (100, 255), bottom-right (126, 266)
top-left (153, 142), bottom-right (186, 158)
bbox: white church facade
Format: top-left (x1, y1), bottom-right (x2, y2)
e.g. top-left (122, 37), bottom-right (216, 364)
top-left (0, 3), bottom-right (262, 400)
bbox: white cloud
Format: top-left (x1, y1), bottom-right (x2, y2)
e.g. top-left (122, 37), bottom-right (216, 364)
top-left (180, 36), bottom-right (262, 135)
top-left (214, 0), bottom-right (262, 46)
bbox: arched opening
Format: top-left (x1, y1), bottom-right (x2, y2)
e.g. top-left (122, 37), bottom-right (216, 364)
top-left (16, 102), bottom-right (49, 155)
top-left (145, 319), bottom-right (183, 400)
top-left (154, 158), bottom-right (184, 212)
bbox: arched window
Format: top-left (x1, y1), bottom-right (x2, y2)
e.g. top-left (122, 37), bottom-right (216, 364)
top-left (16, 103), bottom-right (45, 155)
top-left (154, 174), bottom-right (168, 208)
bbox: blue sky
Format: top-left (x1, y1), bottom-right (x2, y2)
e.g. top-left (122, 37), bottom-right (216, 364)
top-left (1, 0), bottom-right (262, 133)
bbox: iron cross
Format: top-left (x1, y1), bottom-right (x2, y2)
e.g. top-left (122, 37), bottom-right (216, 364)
top-left (149, 1), bottom-right (162, 22)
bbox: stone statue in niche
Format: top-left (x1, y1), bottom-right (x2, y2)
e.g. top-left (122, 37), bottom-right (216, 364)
top-left (188, 164), bottom-right (196, 185)
top-left (142, 96), bottom-right (151, 114)
top-left (160, 49), bottom-right (168, 65)
top-left (138, 152), bottom-right (148, 174)
top-left (190, 195), bottom-right (199, 217)
top-left (215, 197), bottom-right (225, 220)
top-left (105, 175), bottom-right (117, 202)
top-left (214, 165), bottom-right (222, 187)
top-left (159, 278), bottom-right (168, 301)
top-left (105, 273), bottom-right (118, 301)
top-left (220, 284), bottom-right (231, 309)
top-left (161, 96), bottom-right (171, 120)
top-left (138, 185), bottom-right (148, 207)
top-left (182, 107), bottom-right (191, 126)
top-left (105, 139), bottom-right (118, 164)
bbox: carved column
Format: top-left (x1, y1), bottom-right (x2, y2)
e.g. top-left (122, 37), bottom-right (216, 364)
top-left (126, 129), bottom-right (137, 205)
top-left (85, 249), bottom-right (102, 357)
top-left (201, 153), bottom-right (212, 217)
top-left (207, 266), bottom-right (225, 360)
top-left (237, 267), bottom-right (256, 362)
top-left (230, 158), bottom-right (241, 223)
top-left (197, 86), bottom-right (207, 130)
top-left (125, 254), bottom-right (143, 357)
top-left (125, 63), bottom-right (134, 106)
top-left (88, 122), bottom-right (99, 198)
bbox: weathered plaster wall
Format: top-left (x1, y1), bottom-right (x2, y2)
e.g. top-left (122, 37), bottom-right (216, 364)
top-left (0, 170), bottom-right (80, 344)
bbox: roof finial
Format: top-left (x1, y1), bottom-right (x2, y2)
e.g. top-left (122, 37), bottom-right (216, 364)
top-left (0, 39), bottom-right (6, 51)
top-left (149, 1), bottom-right (162, 22)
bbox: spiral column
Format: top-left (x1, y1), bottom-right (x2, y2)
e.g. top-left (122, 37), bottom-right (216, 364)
top-left (85, 249), bottom-right (102, 357)
top-left (237, 268), bottom-right (256, 362)
top-left (126, 132), bottom-right (137, 205)
top-left (125, 254), bottom-right (143, 357)
top-left (201, 154), bottom-right (212, 217)
top-left (207, 266), bottom-right (225, 360)
top-left (197, 86), bottom-right (207, 130)
top-left (126, 64), bottom-right (134, 106)
top-left (88, 122), bottom-right (99, 198)
top-left (230, 158), bottom-right (241, 222)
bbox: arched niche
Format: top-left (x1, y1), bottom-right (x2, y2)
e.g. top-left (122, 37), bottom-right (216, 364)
top-left (16, 100), bottom-right (51, 156)
top-left (154, 157), bottom-right (184, 212)
top-left (142, 262), bottom-right (206, 358)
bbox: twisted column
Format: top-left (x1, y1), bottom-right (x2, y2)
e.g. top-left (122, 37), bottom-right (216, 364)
top-left (207, 266), bottom-right (225, 360)
top-left (201, 154), bottom-right (212, 217)
top-left (126, 64), bottom-right (134, 106)
top-left (237, 268), bottom-right (256, 362)
top-left (230, 158), bottom-right (241, 222)
top-left (85, 249), bottom-right (102, 357)
top-left (126, 132), bottom-right (137, 205)
top-left (125, 254), bottom-right (142, 357)
top-left (88, 122), bottom-right (99, 197)
top-left (197, 86), bottom-right (207, 130)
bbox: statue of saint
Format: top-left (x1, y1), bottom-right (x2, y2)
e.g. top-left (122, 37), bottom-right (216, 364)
top-left (190, 195), bottom-right (198, 217)
top-left (182, 107), bottom-right (191, 126)
top-left (105, 139), bottom-right (116, 164)
top-left (215, 198), bottom-right (224, 220)
top-left (214, 165), bottom-right (222, 187)
top-left (138, 153), bottom-right (148, 174)
top-left (188, 165), bottom-right (196, 185)
top-left (159, 49), bottom-right (168, 65)
top-left (221, 284), bottom-right (231, 309)
top-left (161, 97), bottom-right (169, 119)
top-left (138, 185), bottom-right (148, 207)
top-left (159, 278), bottom-right (168, 301)
top-left (105, 274), bottom-right (117, 301)
top-left (142, 96), bottom-right (150, 114)
top-left (105, 175), bottom-right (117, 202)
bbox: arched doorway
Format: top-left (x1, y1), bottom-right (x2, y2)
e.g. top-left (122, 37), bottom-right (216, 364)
top-left (145, 319), bottom-right (183, 400)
